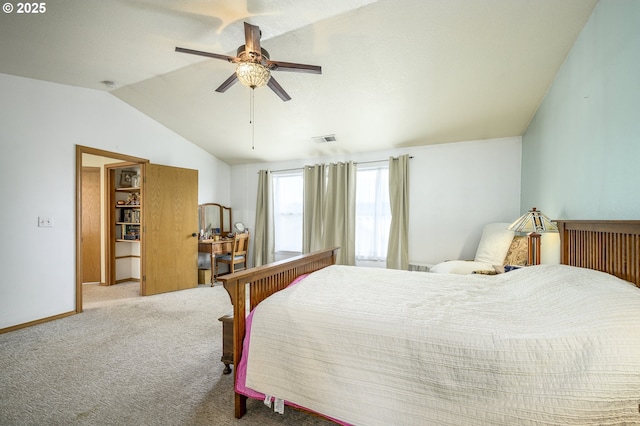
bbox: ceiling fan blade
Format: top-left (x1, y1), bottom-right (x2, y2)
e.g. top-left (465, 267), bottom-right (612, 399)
top-left (215, 73), bottom-right (239, 93)
top-left (175, 46), bottom-right (235, 62)
top-left (267, 77), bottom-right (291, 102)
top-left (267, 61), bottom-right (322, 74)
top-left (244, 22), bottom-right (261, 56)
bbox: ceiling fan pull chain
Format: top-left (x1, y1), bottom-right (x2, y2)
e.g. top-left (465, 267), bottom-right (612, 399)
top-left (250, 88), bottom-right (255, 150)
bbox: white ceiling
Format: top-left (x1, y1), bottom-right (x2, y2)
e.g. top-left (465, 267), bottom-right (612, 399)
top-left (0, 0), bottom-right (598, 165)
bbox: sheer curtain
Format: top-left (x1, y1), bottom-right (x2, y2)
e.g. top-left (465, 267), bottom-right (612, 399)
top-left (303, 164), bottom-right (325, 253)
top-left (355, 166), bottom-right (390, 262)
top-left (273, 172), bottom-right (303, 253)
top-left (323, 162), bottom-right (356, 265)
top-left (253, 170), bottom-right (274, 266)
top-left (386, 155), bottom-right (410, 269)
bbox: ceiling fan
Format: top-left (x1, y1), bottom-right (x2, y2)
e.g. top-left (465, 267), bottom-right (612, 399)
top-left (175, 22), bottom-right (322, 102)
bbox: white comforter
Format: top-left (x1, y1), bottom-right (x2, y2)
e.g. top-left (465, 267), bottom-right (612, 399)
top-left (246, 264), bottom-right (640, 425)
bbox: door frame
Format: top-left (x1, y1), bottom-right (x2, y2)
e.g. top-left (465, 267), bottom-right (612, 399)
top-left (75, 145), bottom-right (148, 313)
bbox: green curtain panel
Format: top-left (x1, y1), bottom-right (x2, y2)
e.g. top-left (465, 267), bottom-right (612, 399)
top-left (302, 162), bottom-right (356, 265)
top-left (254, 170), bottom-right (274, 266)
top-left (303, 164), bottom-right (326, 254)
top-left (322, 162), bottom-right (356, 265)
top-left (387, 155), bottom-right (410, 269)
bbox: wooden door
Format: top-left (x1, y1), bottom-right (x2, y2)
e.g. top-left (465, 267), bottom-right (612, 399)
top-left (81, 167), bottom-right (101, 283)
top-left (141, 164), bottom-right (199, 296)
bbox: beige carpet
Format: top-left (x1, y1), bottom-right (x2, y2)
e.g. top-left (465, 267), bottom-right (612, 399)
top-left (0, 282), bottom-right (334, 425)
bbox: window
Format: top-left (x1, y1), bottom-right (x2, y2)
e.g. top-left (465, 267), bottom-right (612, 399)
top-left (355, 166), bottom-right (390, 262)
top-left (271, 165), bottom-right (391, 263)
top-left (273, 171), bottom-right (303, 253)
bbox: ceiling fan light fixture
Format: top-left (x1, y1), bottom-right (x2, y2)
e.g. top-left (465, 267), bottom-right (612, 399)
top-left (176, 22), bottom-right (320, 101)
top-left (236, 62), bottom-right (271, 89)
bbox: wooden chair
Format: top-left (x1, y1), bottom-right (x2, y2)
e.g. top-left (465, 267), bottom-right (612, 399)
top-left (214, 232), bottom-right (249, 285)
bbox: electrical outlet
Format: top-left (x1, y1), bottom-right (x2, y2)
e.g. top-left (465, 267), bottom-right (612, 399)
top-left (38, 217), bottom-right (53, 227)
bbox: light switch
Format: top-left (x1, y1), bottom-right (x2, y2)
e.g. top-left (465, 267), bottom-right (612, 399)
top-left (38, 217), bottom-right (53, 227)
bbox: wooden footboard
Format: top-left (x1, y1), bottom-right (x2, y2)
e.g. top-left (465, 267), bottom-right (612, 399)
top-left (218, 247), bottom-right (339, 418)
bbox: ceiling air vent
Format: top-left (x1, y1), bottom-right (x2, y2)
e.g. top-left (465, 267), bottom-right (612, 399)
top-left (312, 134), bottom-right (337, 143)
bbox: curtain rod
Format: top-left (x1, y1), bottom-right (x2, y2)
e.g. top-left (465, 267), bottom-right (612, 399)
top-left (259, 156), bottom-right (414, 174)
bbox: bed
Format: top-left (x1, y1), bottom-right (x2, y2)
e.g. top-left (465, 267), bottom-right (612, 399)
top-left (218, 220), bottom-right (640, 424)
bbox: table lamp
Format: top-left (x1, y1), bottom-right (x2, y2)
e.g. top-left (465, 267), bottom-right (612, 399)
top-left (508, 207), bottom-right (558, 265)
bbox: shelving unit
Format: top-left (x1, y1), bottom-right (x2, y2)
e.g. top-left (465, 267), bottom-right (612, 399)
top-left (115, 199), bottom-right (141, 241)
top-left (110, 166), bottom-right (142, 284)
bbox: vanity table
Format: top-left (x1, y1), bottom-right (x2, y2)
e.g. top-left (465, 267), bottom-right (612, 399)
top-left (198, 203), bottom-right (235, 285)
top-left (198, 239), bottom-right (233, 286)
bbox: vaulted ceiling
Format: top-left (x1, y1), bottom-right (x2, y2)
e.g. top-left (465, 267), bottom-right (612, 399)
top-left (0, 0), bottom-right (598, 164)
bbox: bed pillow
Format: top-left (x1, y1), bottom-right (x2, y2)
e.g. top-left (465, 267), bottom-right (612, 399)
top-left (430, 260), bottom-right (494, 275)
top-left (503, 235), bottom-right (528, 266)
top-left (474, 223), bottom-right (515, 265)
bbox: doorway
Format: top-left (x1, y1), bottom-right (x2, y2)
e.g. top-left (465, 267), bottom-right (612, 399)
top-left (76, 145), bottom-right (199, 312)
top-left (76, 145), bottom-right (148, 313)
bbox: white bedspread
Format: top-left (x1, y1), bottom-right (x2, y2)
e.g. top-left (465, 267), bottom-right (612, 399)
top-left (246, 264), bottom-right (640, 425)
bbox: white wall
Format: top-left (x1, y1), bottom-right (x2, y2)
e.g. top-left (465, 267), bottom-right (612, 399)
top-left (0, 72), bottom-right (522, 330)
top-left (230, 136), bottom-right (522, 267)
top-left (0, 73), bottom-right (231, 329)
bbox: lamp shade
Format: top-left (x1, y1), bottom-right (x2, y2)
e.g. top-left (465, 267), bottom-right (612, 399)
top-left (508, 207), bottom-right (558, 234)
top-left (236, 62), bottom-right (271, 89)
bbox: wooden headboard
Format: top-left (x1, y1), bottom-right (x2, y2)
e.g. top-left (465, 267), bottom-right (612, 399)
top-left (557, 220), bottom-right (640, 288)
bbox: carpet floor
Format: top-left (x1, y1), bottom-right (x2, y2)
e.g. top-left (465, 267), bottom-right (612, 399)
top-left (0, 282), bottom-right (334, 425)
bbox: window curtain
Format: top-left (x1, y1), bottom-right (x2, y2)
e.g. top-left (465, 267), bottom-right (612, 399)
top-left (386, 155), bottom-right (410, 269)
top-left (303, 164), bottom-right (326, 253)
top-left (302, 162), bottom-right (356, 264)
top-left (323, 162), bottom-right (356, 265)
top-left (254, 170), bottom-right (274, 266)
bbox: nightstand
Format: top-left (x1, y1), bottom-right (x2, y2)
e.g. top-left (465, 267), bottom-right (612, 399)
top-left (218, 312), bottom-right (233, 374)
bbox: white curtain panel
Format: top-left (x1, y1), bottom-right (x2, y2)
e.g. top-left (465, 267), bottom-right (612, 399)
top-left (355, 166), bottom-right (391, 261)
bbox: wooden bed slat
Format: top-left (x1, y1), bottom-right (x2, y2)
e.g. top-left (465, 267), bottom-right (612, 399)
top-left (557, 220), bottom-right (640, 288)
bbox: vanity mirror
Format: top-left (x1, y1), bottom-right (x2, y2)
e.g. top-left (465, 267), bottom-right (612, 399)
top-left (199, 203), bottom-right (232, 236)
